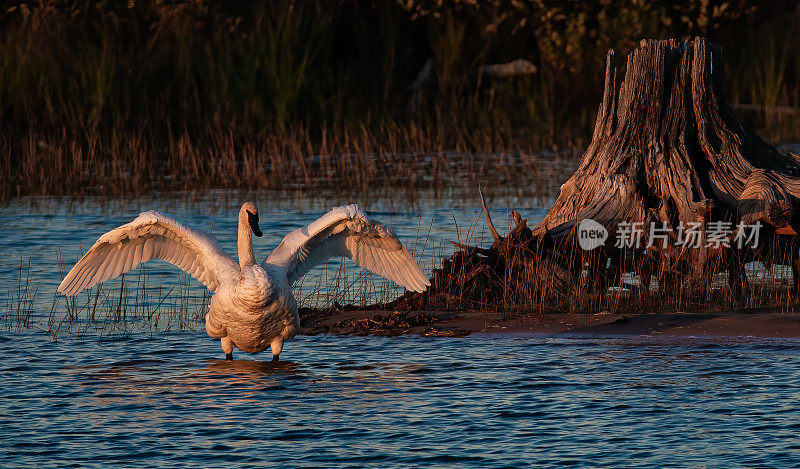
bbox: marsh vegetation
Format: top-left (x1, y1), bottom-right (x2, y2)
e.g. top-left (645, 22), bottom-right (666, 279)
top-left (1, 1), bottom-right (798, 200)
top-left (3, 2), bottom-right (800, 335)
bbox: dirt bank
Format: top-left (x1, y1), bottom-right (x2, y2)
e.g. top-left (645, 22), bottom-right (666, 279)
top-left (299, 308), bottom-right (800, 339)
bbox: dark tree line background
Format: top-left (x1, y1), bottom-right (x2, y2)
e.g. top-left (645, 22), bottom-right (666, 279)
top-left (0, 0), bottom-right (798, 197)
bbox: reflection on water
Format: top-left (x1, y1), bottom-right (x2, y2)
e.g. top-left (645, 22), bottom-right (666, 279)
top-left (3, 331), bottom-right (800, 467)
top-left (204, 358), bottom-right (303, 375)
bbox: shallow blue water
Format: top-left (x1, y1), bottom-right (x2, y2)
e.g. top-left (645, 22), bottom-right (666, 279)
top-left (0, 191), bottom-right (547, 314)
top-left (3, 331), bottom-right (800, 468)
top-left (4, 193), bottom-right (800, 467)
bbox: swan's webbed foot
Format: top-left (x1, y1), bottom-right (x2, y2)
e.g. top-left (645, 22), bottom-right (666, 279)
top-left (220, 337), bottom-right (234, 361)
top-left (270, 338), bottom-right (284, 363)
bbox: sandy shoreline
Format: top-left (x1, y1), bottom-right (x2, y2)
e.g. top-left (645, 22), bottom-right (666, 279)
top-left (299, 308), bottom-right (800, 339)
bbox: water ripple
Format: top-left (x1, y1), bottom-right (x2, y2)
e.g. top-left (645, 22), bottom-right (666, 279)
top-left (4, 332), bottom-right (800, 467)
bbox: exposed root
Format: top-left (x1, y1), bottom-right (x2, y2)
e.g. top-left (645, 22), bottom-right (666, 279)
top-left (479, 186), bottom-right (501, 243)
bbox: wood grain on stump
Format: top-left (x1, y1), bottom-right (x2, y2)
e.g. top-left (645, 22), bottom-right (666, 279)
top-left (387, 38), bottom-right (800, 313)
top-left (533, 38), bottom-right (800, 294)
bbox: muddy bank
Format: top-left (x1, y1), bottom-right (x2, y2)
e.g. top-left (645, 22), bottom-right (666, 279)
top-left (299, 307), bottom-right (800, 339)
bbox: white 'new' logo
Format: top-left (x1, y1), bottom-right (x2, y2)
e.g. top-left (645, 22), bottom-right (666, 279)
top-left (577, 219), bottom-right (608, 250)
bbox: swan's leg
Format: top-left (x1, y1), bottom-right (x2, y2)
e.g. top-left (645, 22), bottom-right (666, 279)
top-left (221, 337), bottom-right (234, 360)
top-left (270, 339), bottom-right (284, 362)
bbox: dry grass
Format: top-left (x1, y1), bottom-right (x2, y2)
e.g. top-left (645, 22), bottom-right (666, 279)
top-left (1, 2), bottom-right (798, 201)
top-left (384, 214), bottom-right (800, 319)
top-left (1, 125), bottom-right (578, 201)
top-left (3, 236), bottom-right (800, 338)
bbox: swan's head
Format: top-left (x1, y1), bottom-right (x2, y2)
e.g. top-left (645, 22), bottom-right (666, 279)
top-left (240, 201), bottom-right (262, 237)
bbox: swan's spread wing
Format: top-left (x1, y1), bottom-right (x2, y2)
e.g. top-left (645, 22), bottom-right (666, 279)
top-left (264, 205), bottom-right (430, 293)
top-left (58, 211), bottom-right (239, 296)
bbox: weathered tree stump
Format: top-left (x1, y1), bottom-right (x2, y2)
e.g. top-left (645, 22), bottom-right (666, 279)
top-left (532, 38), bottom-right (800, 295)
top-left (388, 37), bottom-right (800, 314)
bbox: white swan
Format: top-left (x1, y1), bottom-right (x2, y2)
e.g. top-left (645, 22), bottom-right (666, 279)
top-left (58, 202), bottom-right (430, 360)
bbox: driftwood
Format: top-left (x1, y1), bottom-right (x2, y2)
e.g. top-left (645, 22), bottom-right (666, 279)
top-left (406, 57), bottom-right (537, 115)
top-left (479, 59), bottom-right (537, 78)
top-left (396, 38), bottom-right (800, 312)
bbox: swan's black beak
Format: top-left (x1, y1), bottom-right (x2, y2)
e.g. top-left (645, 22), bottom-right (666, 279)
top-left (248, 211), bottom-right (263, 237)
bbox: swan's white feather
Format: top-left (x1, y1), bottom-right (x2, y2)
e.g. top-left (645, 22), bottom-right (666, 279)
top-left (264, 204), bottom-right (430, 293)
top-left (59, 202), bottom-right (428, 358)
top-left (58, 211), bottom-right (239, 296)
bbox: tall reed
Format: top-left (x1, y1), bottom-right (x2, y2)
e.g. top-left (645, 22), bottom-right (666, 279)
top-left (0, 1), bottom-right (797, 201)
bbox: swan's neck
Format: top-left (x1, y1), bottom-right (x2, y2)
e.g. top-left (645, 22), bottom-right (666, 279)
top-left (238, 220), bottom-right (256, 268)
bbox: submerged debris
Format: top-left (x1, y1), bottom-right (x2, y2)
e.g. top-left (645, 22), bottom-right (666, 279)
top-left (338, 311), bottom-right (435, 336)
top-left (419, 327), bottom-right (470, 337)
top-left (299, 307), bottom-right (436, 336)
